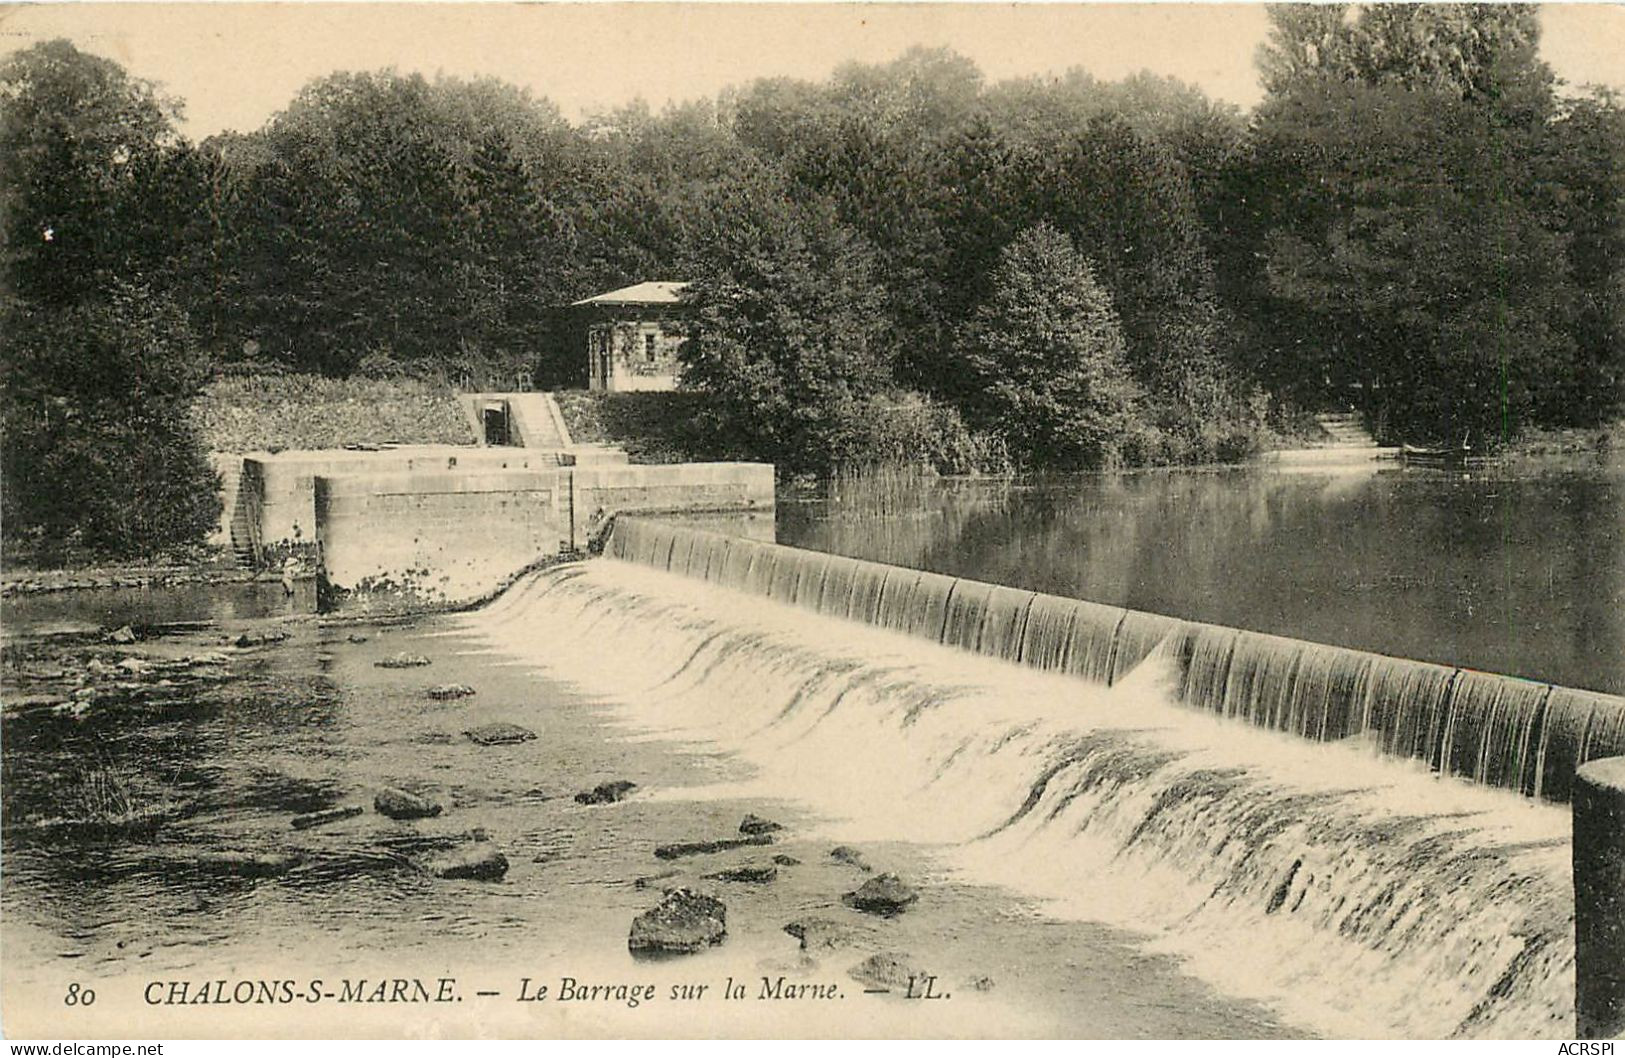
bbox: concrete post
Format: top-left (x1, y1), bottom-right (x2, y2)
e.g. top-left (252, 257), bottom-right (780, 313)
top-left (1574, 755), bottom-right (1625, 1039)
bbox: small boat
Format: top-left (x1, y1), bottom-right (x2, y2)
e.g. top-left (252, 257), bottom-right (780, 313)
top-left (1400, 443), bottom-right (1473, 467)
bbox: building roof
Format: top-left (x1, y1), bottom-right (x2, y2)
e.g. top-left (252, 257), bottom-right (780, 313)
top-left (572, 281), bottom-right (689, 307)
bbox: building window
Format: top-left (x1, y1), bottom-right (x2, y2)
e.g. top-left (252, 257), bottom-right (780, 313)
top-left (645, 333), bottom-right (657, 363)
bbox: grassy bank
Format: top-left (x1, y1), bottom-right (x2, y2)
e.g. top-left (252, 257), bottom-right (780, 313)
top-left (556, 389), bottom-right (1010, 475)
top-left (554, 391), bottom-right (739, 465)
top-left (195, 375), bottom-right (472, 452)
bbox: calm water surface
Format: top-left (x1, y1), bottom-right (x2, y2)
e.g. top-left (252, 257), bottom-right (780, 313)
top-left (777, 457), bottom-right (1625, 694)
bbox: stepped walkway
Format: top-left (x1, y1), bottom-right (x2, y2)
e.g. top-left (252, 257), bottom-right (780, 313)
top-left (1315, 411), bottom-right (1378, 448)
top-left (459, 391), bottom-right (574, 449)
top-left (1260, 411), bottom-right (1399, 466)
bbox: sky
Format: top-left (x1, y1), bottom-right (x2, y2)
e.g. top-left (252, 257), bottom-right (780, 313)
top-left (3, 3), bottom-right (1624, 137)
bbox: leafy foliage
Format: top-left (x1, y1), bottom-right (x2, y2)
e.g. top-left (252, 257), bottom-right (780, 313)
top-left (1222, 6), bottom-right (1616, 444)
top-left (676, 177), bottom-right (896, 473)
top-left (208, 71), bottom-right (580, 378)
top-left (1, 43), bottom-right (221, 559)
top-left (956, 225), bottom-right (1142, 467)
top-left (2, 284), bottom-right (221, 559)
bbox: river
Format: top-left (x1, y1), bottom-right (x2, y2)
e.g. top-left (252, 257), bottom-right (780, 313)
top-left (779, 456), bottom-right (1625, 695)
top-left (3, 454), bottom-right (1614, 1038)
top-left (0, 590), bottom-right (1294, 1038)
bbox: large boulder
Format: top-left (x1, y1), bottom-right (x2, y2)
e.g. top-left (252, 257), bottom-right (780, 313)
top-left (428, 846), bottom-right (509, 881)
top-left (628, 888), bottom-right (727, 955)
top-left (375, 788), bottom-right (443, 820)
top-left (426, 684), bottom-right (476, 701)
top-left (842, 873), bottom-right (918, 915)
top-left (738, 814), bottom-right (783, 836)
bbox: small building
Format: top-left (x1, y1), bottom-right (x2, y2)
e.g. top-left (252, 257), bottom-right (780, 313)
top-left (572, 281), bottom-right (689, 392)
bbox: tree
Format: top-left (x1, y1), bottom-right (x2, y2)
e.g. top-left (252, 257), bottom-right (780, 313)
top-left (1543, 93), bottom-right (1625, 425)
top-left (955, 225), bottom-right (1142, 467)
top-left (1, 283), bottom-right (221, 559)
top-left (1251, 80), bottom-right (1578, 442)
top-left (677, 171), bottom-right (894, 473)
top-left (1219, 4), bottom-right (1594, 440)
top-left (0, 40), bottom-right (196, 308)
top-left (1256, 3), bottom-right (1553, 122)
top-left (731, 49), bottom-right (980, 395)
top-left (1, 41), bottom-right (221, 560)
top-left (213, 70), bottom-right (579, 378)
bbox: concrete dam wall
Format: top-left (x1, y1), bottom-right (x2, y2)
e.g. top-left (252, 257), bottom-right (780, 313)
top-left (317, 462), bottom-right (774, 607)
top-left (606, 516), bottom-right (1625, 803)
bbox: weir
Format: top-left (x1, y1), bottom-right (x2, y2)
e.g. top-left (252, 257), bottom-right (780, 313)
top-left (464, 554), bottom-right (1589, 1037)
top-left (605, 516), bottom-right (1625, 803)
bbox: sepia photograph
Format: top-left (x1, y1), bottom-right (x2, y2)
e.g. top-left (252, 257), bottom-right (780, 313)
top-left (1, 0), bottom-right (1623, 1043)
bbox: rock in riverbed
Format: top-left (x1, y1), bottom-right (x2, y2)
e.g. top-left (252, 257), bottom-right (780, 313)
top-left (739, 813), bottom-right (783, 836)
top-left (842, 873), bottom-right (918, 915)
top-left (830, 845), bottom-right (872, 871)
top-left (106, 625), bottom-right (138, 645)
top-left (849, 952), bottom-right (929, 990)
top-left (463, 723), bottom-right (536, 746)
top-left (654, 834), bottom-right (774, 860)
top-left (428, 846), bottom-right (509, 881)
top-left (235, 629), bottom-right (290, 648)
top-left (783, 917), bottom-right (873, 953)
top-left (634, 869), bottom-right (681, 890)
top-left (628, 888), bottom-right (727, 955)
top-left (426, 684), bottom-right (476, 700)
top-left (374, 788), bottom-right (442, 820)
top-left (772, 854), bottom-right (802, 867)
top-left (703, 863), bottom-right (777, 884)
top-left (375, 652), bottom-right (431, 668)
top-left (575, 780), bottom-right (637, 805)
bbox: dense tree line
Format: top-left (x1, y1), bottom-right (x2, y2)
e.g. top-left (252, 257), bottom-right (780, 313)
top-left (1232, 3), bottom-right (1624, 442)
top-left (3, 6), bottom-right (1623, 554)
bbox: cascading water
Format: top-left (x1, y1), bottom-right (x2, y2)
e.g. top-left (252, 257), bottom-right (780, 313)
top-left (605, 518), bottom-right (1625, 801)
top-left (465, 552), bottom-right (1587, 1038)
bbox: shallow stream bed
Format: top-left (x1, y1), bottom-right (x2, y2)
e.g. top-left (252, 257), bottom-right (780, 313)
top-left (1, 592), bottom-right (1297, 1038)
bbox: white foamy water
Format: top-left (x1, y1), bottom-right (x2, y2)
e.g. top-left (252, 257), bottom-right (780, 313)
top-left (461, 559), bottom-right (1577, 1038)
